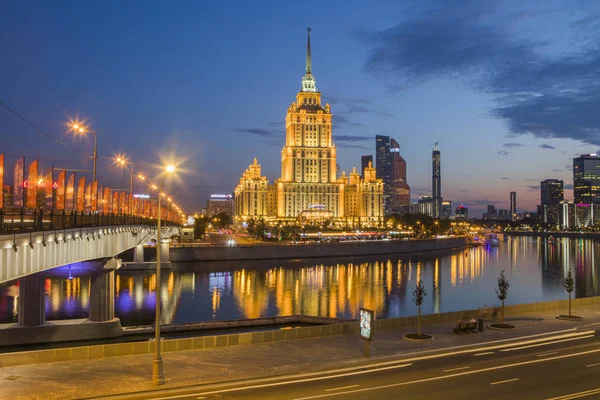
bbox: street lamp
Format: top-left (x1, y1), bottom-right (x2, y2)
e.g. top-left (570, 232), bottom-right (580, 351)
top-left (115, 156), bottom-right (134, 216)
top-left (152, 164), bottom-right (175, 386)
top-left (70, 123), bottom-right (98, 181)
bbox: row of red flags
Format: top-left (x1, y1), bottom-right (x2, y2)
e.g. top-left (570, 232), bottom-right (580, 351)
top-left (0, 154), bottom-right (177, 221)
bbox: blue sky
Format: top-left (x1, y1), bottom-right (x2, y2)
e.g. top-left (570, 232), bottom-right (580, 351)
top-left (1, 0), bottom-right (599, 217)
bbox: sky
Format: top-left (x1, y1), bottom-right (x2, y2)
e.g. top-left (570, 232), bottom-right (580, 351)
top-left (1, 0), bottom-right (600, 217)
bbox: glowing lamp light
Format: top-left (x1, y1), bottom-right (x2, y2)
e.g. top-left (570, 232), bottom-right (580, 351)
top-left (166, 165), bottom-right (176, 173)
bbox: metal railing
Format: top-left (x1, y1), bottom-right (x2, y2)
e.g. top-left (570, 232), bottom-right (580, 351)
top-left (0, 208), bottom-right (181, 235)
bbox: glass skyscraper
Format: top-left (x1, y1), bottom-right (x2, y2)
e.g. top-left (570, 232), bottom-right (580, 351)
top-left (573, 154), bottom-right (600, 204)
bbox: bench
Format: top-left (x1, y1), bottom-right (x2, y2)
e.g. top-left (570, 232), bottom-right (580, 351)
top-left (453, 319), bottom-right (478, 334)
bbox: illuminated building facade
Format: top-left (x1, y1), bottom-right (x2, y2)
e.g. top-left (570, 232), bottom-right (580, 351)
top-left (234, 29), bottom-right (384, 228)
top-left (441, 200), bottom-right (452, 219)
top-left (207, 194), bottom-right (233, 217)
top-left (432, 143), bottom-right (442, 218)
top-left (418, 196), bottom-right (433, 216)
top-left (455, 204), bottom-right (469, 220)
top-left (510, 191), bottom-right (517, 221)
top-left (573, 154), bottom-right (600, 204)
top-left (376, 135), bottom-right (410, 214)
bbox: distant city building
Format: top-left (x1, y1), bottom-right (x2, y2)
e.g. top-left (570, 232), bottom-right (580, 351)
top-left (410, 202), bottom-right (420, 214)
top-left (483, 204), bottom-right (498, 220)
top-left (455, 204), bottom-right (469, 220)
top-left (441, 200), bottom-right (452, 219)
top-left (233, 29), bottom-right (384, 228)
top-left (336, 163), bottom-right (341, 179)
top-left (498, 209), bottom-right (510, 220)
top-left (432, 142), bottom-right (442, 218)
top-left (510, 191), bottom-right (517, 221)
top-left (418, 196), bottom-right (434, 216)
top-left (573, 153), bottom-right (600, 204)
top-left (361, 155), bottom-right (372, 178)
top-left (375, 135), bottom-right (410, 214)
top-left (541, 179), bottom-right (564, 205)
top-left (207, 194), bottom-right (234, 217)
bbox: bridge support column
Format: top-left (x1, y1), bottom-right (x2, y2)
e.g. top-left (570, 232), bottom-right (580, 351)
top-left (159, 242), bottom-right (170, 262)
top-left (133, 244), bottom-right (144, 263)
top-left (18, 275), bottom-right (46, 327)
top-left (89, 262), bottom-right (115, 322)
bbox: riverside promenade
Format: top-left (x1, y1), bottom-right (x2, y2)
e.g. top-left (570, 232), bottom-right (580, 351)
top-left (2, 301), bottom-right (600, 399)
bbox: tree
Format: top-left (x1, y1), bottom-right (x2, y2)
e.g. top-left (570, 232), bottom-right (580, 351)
top-left (193, 216), bottom-right (207, 240)
top-left (412, 280), bottom-right (427, 337)
top-left (564, 269), bottom-right (575, 317)
top-left (214, 212), bottom-right (231, 229)
top-left (495, 270), bottom-right (510, 327)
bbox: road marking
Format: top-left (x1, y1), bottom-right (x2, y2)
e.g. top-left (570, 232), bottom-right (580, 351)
top-left (444, 366), bottom-right (471, 372)
top-left (500, 335), bottom-right (594, 352)
top-left (491, 378), bottom-right (520, 385)
top-left (286, 348), bottom-right (600, 400)
top-left (537, 351), bottom-right (558, 357)
top-left (586, 363), bottom-right (600, 368)
top-left (546, 387), bottom-right (600, 400)
top-left (325, 385), bottom-right (359, 392)
top-left (474, 352), bottom-right (495, 356)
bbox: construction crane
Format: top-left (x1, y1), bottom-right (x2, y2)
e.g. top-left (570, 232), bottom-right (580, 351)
top-left (429, 140), bottom-right (442, 151)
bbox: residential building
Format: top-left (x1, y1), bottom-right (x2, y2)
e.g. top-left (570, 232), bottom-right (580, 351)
top-left (207, 194), bottom-right (234, 218)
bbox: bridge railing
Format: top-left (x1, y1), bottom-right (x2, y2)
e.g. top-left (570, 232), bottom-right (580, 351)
top-left (0, 208), bottom-right (181, 235)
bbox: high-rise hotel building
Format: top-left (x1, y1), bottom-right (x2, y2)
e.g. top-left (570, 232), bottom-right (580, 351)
top-left (234, 29), bottom-right (384, 227)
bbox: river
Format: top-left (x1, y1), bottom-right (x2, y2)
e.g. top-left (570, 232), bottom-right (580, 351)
top-left (1, 236), bottom-right (599, 326)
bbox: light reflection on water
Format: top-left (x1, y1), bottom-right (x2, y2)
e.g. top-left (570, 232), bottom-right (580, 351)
top-left (1, 237), bottom-right (600, 326)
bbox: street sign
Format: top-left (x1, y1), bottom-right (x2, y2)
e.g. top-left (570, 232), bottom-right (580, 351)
top-left (359, 307), bottom-right (375, 341)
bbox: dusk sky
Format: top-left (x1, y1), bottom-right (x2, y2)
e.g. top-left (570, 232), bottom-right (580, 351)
top-left (2, 0), bottom-right (600, 217)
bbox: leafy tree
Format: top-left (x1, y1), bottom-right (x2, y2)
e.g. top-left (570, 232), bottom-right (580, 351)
top-left (495, 270), bottom-right (510, 326)
top-left (412, 280), bottom-right (427, 337)
top-left (213, 212), bottom-right (231, 229)
top-left (193, 216), bottom-right (207, 240)
top-left (564, 269), bottom-right (575, 317)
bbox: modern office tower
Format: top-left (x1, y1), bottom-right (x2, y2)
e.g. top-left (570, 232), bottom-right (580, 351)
top-left (441, 200), bottom-right (452, 219)
top-left (455, 204), bottom-right (469, 220)
top-left (510, 191), bottom-right (517, 221)
top-left (418, 196), bottom-right (434, 216)
top-left (234, 29), bottom-right (384, 228)
top-left (432, 142), bottom-right (442, 218)
top-left (361, 155), bottom-right (372, 178)
top-left (541, 179), bottom-right (564, 205)
top-left (483, 205), bottom-right (498, 220)
top-left (207, 194), bottom-right (234, 217)
top-left (573, 153), bottom-right (600, 204)
top-left (376, 135), bottom-right (393, 212)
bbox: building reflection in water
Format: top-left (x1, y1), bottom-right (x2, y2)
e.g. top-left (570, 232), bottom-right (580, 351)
top-left (2, 237), bottom-right (600, 325)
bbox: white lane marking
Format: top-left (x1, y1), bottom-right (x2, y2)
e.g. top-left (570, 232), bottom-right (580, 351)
top-left (546, 387), bottom-right (600, 400)
top-left (491, 378), bottom-right (520, 385)
top-left (537, 351), bottom-right (558, 357)
top-left (197, 397), bottom-right (206, 399)
top-left (444, 366), bottom-right (471, 372)
top-left (500, 335), bottom-right (594, 352)
top-left (586, 362), bottom-right (600, 368)
top-left (474, 352), bottom-right (495, 356)
top-left (325, 385), bottom-right (359, 392)
top-left (151, 363), bottom-right (412, 400)
top-left (287, 348), bottom-right (600, 400)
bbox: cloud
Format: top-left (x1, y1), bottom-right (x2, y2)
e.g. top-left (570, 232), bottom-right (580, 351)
top-left (466, 199), bottom-right (505, 206)
top-left (539, 144), bottom-right (556, 149)
top-left (527, 185), bottom-right (541, 190)
top-left (503, 143), bottom-right (525, 148)
top-left (333, 134), bottom-right (373, 142)
top-left (234, 128), bottom-right (276, 137)
top-left (564, 164), bottom-right (573, 170)
top-left (336, 144), bottom-right (369, 150)
top-left (332, 114), bottom-right (363, 127)
top-left (501, 177), bottom-right (509, 180)
top-left (361, 2), bottom-right (600, 146)
top-left (497, 150), bottom-right (510, 155)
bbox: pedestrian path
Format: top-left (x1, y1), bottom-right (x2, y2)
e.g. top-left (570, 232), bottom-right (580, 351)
top-left (2, 305), bottom-right (600, 400)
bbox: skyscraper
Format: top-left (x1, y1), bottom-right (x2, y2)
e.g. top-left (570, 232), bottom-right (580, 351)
top-left (390, 139), bottom-right (410, 213)
top-left (361, 155), bottom-right (372, 178)
top-left (573, 153), bottom-right (600, 204)
top-left (540, 179), bottom-right (564, 205)
top-left (432, 142), bottom-right (442, 218)
top-left (233, 29), bottom-right (384, 228)
top-left (376, 135), bottom-right (392, 212)
top-left (441, 200), bottom-right (452, 219)
top-left (510, 191), bottom-right (517, 221)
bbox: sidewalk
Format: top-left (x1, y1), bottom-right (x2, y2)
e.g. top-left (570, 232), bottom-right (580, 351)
top-left (2, 304), bottom-right (600, 400)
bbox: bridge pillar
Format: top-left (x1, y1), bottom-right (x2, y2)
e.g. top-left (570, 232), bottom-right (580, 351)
top-left (159, 242), bottom-right (170, 262)
top-left (133, 244), bottom-right (144, 263)
top-left (18, 275), bottom-right (46, 327)
top-left (89, 261), bottom-right (116, 322)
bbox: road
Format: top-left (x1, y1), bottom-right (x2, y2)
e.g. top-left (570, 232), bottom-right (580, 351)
top-left (103, 329), bottom-right (600, 400)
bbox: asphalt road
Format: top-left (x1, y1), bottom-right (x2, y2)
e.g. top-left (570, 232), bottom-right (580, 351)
top-left (103, 329), bottom-right (600, 400)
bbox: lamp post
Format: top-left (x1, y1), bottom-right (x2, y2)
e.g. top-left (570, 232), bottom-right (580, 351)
top-left (152, 164), bottom-right (175, 385)
top-left (71, 123), bottom-right (98, 182)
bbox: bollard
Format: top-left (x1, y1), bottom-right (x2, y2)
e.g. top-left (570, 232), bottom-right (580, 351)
top-left (478, 317), bottom-right (484, 332)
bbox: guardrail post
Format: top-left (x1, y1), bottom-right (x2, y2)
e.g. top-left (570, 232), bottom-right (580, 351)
top-left (49, 210), bottom-right (54, 230)
top-left (20, 208), bottom-right (24, 231)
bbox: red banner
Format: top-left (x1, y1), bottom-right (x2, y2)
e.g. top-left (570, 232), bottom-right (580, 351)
top-left (66, 173), bottom-right (75, 210)
top-left (91, 181), bottom-right (98, 212)
top-left (113, 191), bottom-right (119, 214)
top-left (76, 176), bottom-right (85, 212)
top-left (103, 188), bottom-right (110, 214)
top-left (43, 167), bottom-right (53, 210)
top-left (26, 159), bottom-right (38, 209)
top-left (13, 157), bottom-right (24, 208)
top-left (55, 170), bottom-right (66, 211)
top-left (84, 182), bottom-right (91, 212)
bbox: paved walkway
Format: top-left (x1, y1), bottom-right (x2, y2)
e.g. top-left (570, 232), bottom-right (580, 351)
top-left (2, 305), bottom-right (600, 400)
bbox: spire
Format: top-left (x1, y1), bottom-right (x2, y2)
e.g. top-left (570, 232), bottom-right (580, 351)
top-left (306, 28), bottom-right (312, 75)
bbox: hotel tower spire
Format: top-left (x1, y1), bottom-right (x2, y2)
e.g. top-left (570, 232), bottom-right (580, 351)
top-left (302, 28), bottom-right (317, 92)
